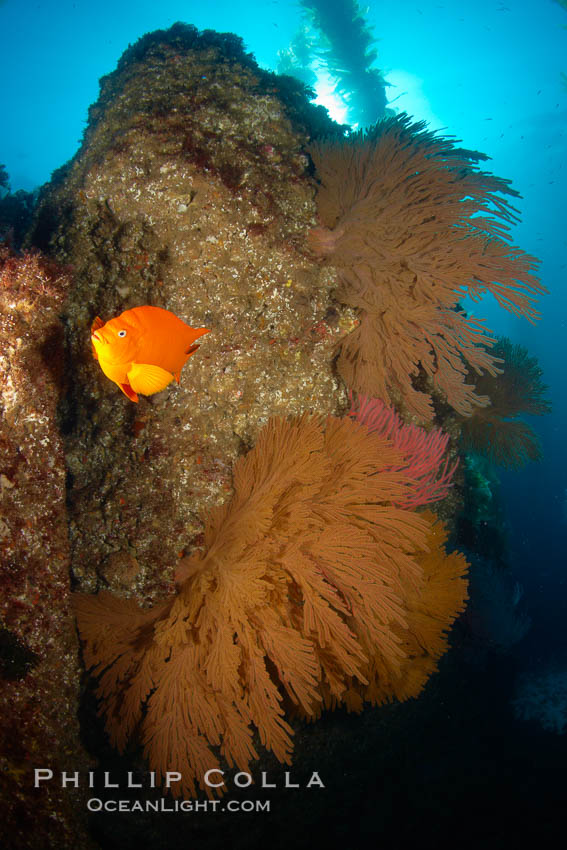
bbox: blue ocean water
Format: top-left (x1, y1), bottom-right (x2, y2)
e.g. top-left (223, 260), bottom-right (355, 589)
top-left (1, 0), bottom-right (566, 845)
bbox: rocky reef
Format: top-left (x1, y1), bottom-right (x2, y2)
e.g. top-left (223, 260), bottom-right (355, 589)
top-left (0, 249), bottom-right (93, 848)
top-left (28, 23), bottom-right (353, 602)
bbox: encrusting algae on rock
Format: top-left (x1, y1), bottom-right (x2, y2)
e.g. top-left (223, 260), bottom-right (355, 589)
top-left (0, 247), bottom-right (95, 849)
top-left (28, 23), bottom-right (353, 598)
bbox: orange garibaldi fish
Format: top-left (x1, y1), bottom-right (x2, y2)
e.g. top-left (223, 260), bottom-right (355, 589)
top-left (91, 305), bottom-right (210, 402)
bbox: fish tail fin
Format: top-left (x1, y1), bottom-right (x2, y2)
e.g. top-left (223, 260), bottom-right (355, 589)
top-left (185, 327), bottom-right (210, 353)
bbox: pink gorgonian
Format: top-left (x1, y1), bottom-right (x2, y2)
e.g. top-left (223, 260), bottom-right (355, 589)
top-left (348, 392), bottom-right (458, 509)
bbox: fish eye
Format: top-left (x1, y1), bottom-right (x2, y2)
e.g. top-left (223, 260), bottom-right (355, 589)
top-left (118, 330), bottom-right (127, 338)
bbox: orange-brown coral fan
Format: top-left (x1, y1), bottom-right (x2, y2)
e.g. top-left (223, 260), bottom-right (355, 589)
top-left (308, 114), bottom-right (545, 421)
top-left (459, 337), bottom-right (551, 467)
top-left (333, 510), bottom-right (469, 712)
top-left (74, 415), bottom-right (468, 796)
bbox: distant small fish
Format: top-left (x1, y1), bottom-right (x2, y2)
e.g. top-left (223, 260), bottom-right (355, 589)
top-left (91, 305), bottom-right (210, 402)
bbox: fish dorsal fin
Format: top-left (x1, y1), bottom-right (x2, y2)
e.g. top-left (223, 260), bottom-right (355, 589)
top-left (127, 363), bottom-right (174, 396)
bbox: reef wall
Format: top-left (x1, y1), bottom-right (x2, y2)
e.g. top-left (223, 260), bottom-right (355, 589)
top-left (29, 24), bottom-right (353, 600)
top-left (0, 250), bottom-right (93, 848)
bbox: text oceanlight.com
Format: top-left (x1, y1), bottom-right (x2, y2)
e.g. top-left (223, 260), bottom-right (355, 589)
top-left (87, 798), bottom-right (271, 813)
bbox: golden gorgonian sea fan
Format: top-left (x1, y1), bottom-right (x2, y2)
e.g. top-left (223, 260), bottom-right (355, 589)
top-left (308, 113), bottom-right (545, 421)
top-left (73, 414), bottom-right (468, 796)
top-left (459, 337), bottom-right (551, 467)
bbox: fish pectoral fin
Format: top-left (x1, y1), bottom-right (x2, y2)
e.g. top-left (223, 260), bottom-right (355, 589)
top-left (127, 363), bottom-right (174, 396)
top-left (119, 382), bottom-right (139, 403)
top-left (185, 343), bottom-right (200, 356)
